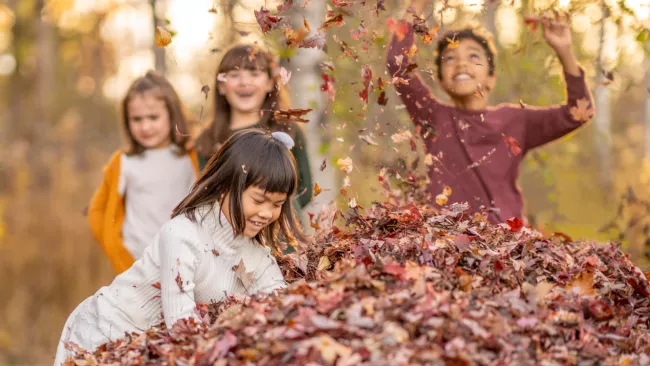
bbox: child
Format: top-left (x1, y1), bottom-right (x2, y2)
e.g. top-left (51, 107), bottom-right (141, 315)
top-left (55, 129), bottom-right (302, 365)
top-left (387, 0), bottom-right (594, 223)
top-left (87, 71), bottom-right (200, 274)
top-left (195, 44), bottom-right (313, 211)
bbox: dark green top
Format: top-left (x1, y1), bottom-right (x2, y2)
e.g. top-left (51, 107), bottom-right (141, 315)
top-left (197, 124), bottom-right (313, 210)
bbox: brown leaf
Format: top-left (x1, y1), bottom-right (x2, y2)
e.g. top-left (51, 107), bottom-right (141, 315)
top-left (201, 85), bottom-right (210, 100)
top-left (320, 158), bottom-right (327, 171)
top-left (273, 108), bottom-right (313, 123)
top-left (232, 259), bottom-right (255, 290)
top-left (212, 249), bottom-right (220, 257)
top-left (319, 13), bottom-right (345, 30)
top-left (175, 272), bottom-right (185, 293)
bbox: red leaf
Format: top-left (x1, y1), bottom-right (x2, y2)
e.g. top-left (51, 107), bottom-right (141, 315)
top-left (255, 8), bottom-right (284, 33)
top-left (321, 73), bottom-right (336, 102)
top-left (276, 0), bottom-right (293, 13)
top-left (506, 217), bottom-right (523, 232)
top-left (151, 282), bottom-right (161, 290)
top-left (359, 65), bottom-right (372, 104)
top-left (333, 0), bottom-right (351, 7)
top-left (387, 19), bottom-right (409, 41)
top-left (350, 22), bottom-right (368, 40)
top-left (501, 134), bottom-right (521, 156)
top-left (524, 16), bottom-right (539, 32)
top-left (383, 262), bottom-right (406, 279)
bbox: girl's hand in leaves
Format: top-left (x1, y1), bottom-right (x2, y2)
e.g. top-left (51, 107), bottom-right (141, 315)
top-left (541, 11), bottom-right (573, 54)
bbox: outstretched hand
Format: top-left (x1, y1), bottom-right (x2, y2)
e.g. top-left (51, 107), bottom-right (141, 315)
top-left (541, 11), bottom-right (573, 54)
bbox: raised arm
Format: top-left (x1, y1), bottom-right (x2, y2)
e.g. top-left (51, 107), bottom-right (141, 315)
top-left (523, 13), bottom-right (594, 151)
top-left (159, 218), bottom-right (203, 328)
top-left (386, 0), bottom-right (440, 128)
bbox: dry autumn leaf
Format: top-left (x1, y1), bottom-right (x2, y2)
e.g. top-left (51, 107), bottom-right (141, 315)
top-left (317, 256), bottom-right (331, 271)
top-left (336, 157), bottom-right (353, 173)
top-left (232, 259), bottom-right (254, 290)
top-left (313, 182), bottom-right (323, 197)
top-left (435, 194), bottom-right (448, 206)
top-left (155, 26), bottom-right (172, 47)
top-left (273, 108), bottom-right (312, 123)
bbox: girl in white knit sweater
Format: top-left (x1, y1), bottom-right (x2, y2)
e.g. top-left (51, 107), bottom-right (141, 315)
top-left (55, 129), bottom-right (304, 365)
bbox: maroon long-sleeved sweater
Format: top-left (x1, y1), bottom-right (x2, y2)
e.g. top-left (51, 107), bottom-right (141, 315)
top-left (387, 24), bottom-right (594, 223)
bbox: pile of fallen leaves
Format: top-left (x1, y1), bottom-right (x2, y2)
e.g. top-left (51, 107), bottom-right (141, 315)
top-left (67, 202), bottom-right (650, 366)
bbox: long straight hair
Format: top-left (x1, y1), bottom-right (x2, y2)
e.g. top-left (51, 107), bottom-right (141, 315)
top-left (121, 70), bottom-right (191, 155)
top-left (173, 129), bottom-right (305, 252)
top-left (195, 44), bottom-right (297, 159)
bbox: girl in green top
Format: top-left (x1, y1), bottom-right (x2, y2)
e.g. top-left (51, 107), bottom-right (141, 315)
top-left (195, 44), bottom-right (313, 211)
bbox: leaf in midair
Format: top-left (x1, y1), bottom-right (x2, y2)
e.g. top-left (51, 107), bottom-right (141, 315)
top-left (320, 158), bottom-right (327, 171)
top-left (303, 19), bottom-right (311, 32)
top-left (337, 157), bottom-right (353, 173)
top-left (320, 13), bottom-right (345, 30)
top-left (276, 0), bottom-right (293, 13)
top-left (255, 7), bottom-right (285, 33)
top-left (387, 19), bottom-right (408, 41)
top-left (359, 65), bottom-right (372, 104)
top-left (232, 259), bottom-right (255, 290)
top-left (299, 32), bottom-right (327, 50)
top-left (350, 22), bottom-right (368, 40)
top-left (314, 182), bottom-right (323, 197)
top-left (273, 108), bottom-right (312, 123)
top-left (279, 67), bottom-right (292, 85)
top-left (155, 26), bottom-right (172, 47)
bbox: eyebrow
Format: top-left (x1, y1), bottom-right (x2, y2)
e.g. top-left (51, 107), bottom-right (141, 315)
top-left (252, 191), bottom-right (286, 203)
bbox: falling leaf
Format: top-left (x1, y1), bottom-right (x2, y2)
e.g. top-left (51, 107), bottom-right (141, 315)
top-left (317, 256), bottom-right (331, 271)
top-left (377, 91), bottom-right (388, 106)
top-left (320, 13), bottom-right (345, 30)
top-left (273, 108), bottom-right (312, 123)
top-left (332, 0), bottom-right (351, 6)
top-left (299, 32), bottom-right (327, 50)
top-left (350, 22), bottom-right (368, 40)
top-left (391, 130), bottom-right (412, 144)
top-left (276, 0), bottom-right (293, 13)
top-left (212, 249), bottom-right (220, 257)
top-left (303, 18), bottom-right (311, 32)
top-left (506, 217), bottom-right (523, 232)
top-left (523, 16), bottom-right (539, 32)
top-left (443, 186), bottom-right (452, 196)
top-left (435, 194), bottom-right (448, 206)
top-left (348, 198), bottom-right (358, 208)
top-left (208, 5), bottom-right (218, 13)
top-left (232, 259), bottom-right (255, 290)
top-left (501, 134), bottom-right (522, 156)
top-left (359, 135), bottom-right (378, 145)
top-left (254, 7), bottom-right (285, 33)
top-left (151, 282), bottom-right (161, 290)
top-left (175, 272), bottom-right (185, 293)
top-left (321, 73), bottom-right (336, 102)
top-left (387, 18), bottom-right (408, 41)
top-left (320, 158), bottom-right (327, 171)
top-left (337, 157), bottom-right (353, 173)
top-left (155, 26), bottom-right (172, 47)
top-left (446, 36), bottom-right (460, 49)
top-left (279, 67), bottom-right (292, 85)
top-left (284, 27), bottom-right (308, 48)
top-left (569, 98), bottom-right (595, 122)
top-left (201, 85), bottom-right (210, 100)
top-left (314, 183), bottom-right (323, 197)
top-left (358, 65), bottom-right (373, 104)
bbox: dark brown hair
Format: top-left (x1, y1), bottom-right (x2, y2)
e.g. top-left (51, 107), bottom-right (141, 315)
top-left (435, 26), bottom-right (497, 80)
top-left (173, 129), bottom-right (304, 253)
top-left (121, 70), bottom-right (190, 155)
top-left (195, 44), bottom-right (294, 159)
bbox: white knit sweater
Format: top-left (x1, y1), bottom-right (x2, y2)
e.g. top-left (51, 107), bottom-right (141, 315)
top-left (54, 204), bottom-right (286, 365)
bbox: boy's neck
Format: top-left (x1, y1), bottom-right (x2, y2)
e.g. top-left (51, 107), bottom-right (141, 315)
top-left (451, 94), bottom-right (489, 111)
top-left (230, 110), bottom-right (261, 130)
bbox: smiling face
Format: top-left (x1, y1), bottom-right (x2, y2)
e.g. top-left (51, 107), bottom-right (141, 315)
top-left (221, 185), bottom-right (287, 238)
top-left (218, 67), bottom-right (274, 116)
top-left (439, 38), bottom-right (496, 101)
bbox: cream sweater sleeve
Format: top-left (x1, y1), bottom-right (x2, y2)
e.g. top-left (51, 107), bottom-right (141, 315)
top-left (158, 217), bottom-right (203, 329)
top-left (251, 247), bottom-right (287, 294)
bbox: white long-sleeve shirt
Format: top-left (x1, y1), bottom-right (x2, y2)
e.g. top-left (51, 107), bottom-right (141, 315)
top-left (54, 204), bottom-right (286, 365)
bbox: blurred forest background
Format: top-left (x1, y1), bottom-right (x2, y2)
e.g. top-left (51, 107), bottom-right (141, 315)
top-left (2, 0), bottom-right (650, 364)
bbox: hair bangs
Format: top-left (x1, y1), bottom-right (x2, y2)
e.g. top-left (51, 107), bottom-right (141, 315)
top-left (246, 143), bottom-right (296, 195)
top-left (218, 45), bottom-right (271, 74)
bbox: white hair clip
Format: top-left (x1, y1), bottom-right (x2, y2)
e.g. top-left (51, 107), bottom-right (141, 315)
top-left (271, 131), bottom-right (295, 149)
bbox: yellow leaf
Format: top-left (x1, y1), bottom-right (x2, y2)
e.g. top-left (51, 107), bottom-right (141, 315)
top-left (435, 194), bottom-right (448, 206)
top-left (446, 36), bottom-right (459, 49)
top-left (407, 44), bottom-right (418, 58)
top-left (304, 19), bottom-right (311, 32)
top-left (317, 256), bottom-right (331, 271)
top-left (442, 185), bottom-right (452, 196)
top-left (155, 26), bottom-right (172, 47)
top-left (336, 157), bottom-right (354, 173)
top-left (314, 182), bottom-right (322, 197)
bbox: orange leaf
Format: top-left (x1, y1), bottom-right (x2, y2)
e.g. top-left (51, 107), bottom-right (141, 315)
top-left (569, 98), bottom-right (594, 122)
top-left (303, 19), bottom-right (311, 32)
top-left (313, 182), bottom-right (323, 197)
top-left (155, 26), bottom-right (172, 47)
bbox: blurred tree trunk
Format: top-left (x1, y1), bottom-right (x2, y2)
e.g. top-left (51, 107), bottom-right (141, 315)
top-left (289, 1), bottom-right (332, 229)
top-left (151, 0), bottom-right (166, 73)
top-left (594, 1), bottom-right (611, 189)
top-left (644, 57), bottom-right (650, 158)
top-left (483, 0), bottom-right (497, 38)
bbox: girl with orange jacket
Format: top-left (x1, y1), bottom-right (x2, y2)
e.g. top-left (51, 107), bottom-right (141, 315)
top-left (88, 71), bottom-right (199, 274)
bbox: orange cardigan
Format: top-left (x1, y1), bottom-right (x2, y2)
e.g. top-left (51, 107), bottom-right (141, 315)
top-left (87, 149), bottom-right (200, 274)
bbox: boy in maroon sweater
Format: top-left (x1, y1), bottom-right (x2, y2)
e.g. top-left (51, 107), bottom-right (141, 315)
top-left (387, 0), bottom-right (594, 223)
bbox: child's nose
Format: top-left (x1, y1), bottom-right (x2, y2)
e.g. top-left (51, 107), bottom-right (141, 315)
top-left (258, 208), bottom-right (272, 219)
